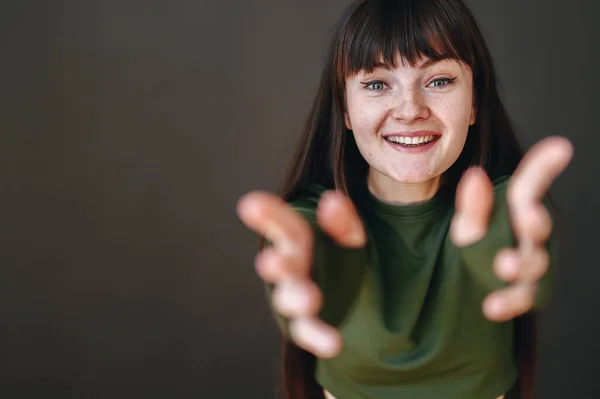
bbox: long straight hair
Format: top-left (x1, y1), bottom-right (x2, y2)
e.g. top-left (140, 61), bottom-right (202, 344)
top-left (272, 0), bottom-right (536, 398)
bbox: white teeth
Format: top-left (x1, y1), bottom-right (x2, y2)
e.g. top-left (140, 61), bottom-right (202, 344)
top-left (386, 135), bottom-right (435, 145)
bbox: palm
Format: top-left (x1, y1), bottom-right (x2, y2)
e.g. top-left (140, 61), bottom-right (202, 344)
top-left (450, 136), bottom-right (573, 321)
top-left (237, 190), bottom-right (366, 358)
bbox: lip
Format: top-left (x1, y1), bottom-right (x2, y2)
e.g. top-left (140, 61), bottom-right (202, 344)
top-left (383, 130), bottom-right (441, 153)
top-left (382, 130), bottom-right (442, 139)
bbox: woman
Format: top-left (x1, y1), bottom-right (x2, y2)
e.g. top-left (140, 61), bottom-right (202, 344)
top-left (237, 0), bottom-right (573, 398)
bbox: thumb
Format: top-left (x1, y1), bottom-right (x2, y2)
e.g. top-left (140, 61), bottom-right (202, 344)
top-left (316, 190), bottom-right (366, 248)
top-left (450, 166), bottom-right (494, 247)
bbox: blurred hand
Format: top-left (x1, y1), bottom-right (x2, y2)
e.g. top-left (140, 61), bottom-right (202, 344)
top-left (237, 190), bottom-right (366, 358)
top-left (450, 136), bottom-right (574, 321)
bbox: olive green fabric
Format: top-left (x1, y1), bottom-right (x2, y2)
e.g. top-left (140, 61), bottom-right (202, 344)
top-left (265, 176), bottom-right (556, 399)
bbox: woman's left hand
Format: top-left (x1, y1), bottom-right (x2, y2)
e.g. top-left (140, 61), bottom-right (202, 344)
top-left (450, 136), bottom-right (574, 322)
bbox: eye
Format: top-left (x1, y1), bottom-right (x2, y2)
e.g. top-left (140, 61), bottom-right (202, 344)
top-left (428, 77), bottom-right (457, 88)
top-left (361, 80), bottom-right (389, 91)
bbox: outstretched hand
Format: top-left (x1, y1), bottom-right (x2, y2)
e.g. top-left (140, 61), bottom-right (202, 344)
top-left (237, 190), bottom-right (366, 358)
top-left (450, 136), bottom-right (574, 321)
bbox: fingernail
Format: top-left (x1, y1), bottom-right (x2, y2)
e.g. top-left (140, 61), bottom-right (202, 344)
top-left (314, 332), bottom-right (340, 357)
top-left (487, 298), bottom-right (504, 316)
top-left (314, 338), bottom-right (335, 357)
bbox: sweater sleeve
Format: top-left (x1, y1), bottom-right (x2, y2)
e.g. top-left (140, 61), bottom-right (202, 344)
top-left (263, 201), bottom-right (368, 339)
top-left (459, 176), bottom-right (558, 310)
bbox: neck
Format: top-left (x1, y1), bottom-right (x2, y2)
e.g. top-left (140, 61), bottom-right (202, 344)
top-left (367, 169), bottom-right (441, 205)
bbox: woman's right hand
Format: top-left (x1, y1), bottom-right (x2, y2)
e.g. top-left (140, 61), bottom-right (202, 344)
top-left (237, 190), bottom-right (367, 358)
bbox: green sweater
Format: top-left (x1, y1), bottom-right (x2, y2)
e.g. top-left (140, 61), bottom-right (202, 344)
top-left (267, 176), bottom-right (556, 399)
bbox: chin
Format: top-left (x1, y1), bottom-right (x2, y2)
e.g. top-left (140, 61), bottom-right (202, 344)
top-left (388, 170), bottom-right (436, 184)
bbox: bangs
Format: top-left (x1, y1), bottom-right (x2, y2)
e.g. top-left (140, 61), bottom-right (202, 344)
top-left (338, 0), bottom-right (477, 77)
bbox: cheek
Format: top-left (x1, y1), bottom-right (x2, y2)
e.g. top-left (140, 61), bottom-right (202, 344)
top-left (347, 99), bottom-right (387, 134)
top-left (438, 95), bottom-right (473, 133)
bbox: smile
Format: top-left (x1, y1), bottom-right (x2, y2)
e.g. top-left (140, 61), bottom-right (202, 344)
top-left (384, 135), bottom-right (438, 147)
top-left (382, 132), bottom-right (441, 153)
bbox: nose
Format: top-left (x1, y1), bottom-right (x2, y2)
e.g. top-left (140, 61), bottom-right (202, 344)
top-left (390, 89), bottom-right (430, 123)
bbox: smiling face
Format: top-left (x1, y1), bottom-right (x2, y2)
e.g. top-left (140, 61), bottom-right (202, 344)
top-left (344, 56), bottom-right (477, 200)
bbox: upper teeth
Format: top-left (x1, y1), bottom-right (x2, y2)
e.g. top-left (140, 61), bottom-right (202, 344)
top-left (386, 135), bottom-right (435, 144)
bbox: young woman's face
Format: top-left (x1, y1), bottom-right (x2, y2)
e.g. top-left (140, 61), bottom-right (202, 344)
top-left (344, 56), bottom-right (476, 187)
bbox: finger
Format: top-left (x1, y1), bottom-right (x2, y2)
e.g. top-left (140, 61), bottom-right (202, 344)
top-left (482, 283), bottom-right (537, 322)
top-left (513, 203), bottom-right (553, 247)
top-left (493, 247), bottom-right (520, 282)
top-left (317, 190), bottom-right (366, 248)
top-left (450, 166), bottom-right (494, 247)
top-left (493, 247), bottom-right (549, 283)
top-left (517, 247), bottom-right (550, 283)
top-left (508, 136), bottom-right (573, 211)
top-left (289, 317), bottom-right (342, 358)
top-left (237, 191), bottom-right (313, 276)
top-left (255, 247), bottom-right (291, 283)
top-left (272, 279), bottom-right (323, 318)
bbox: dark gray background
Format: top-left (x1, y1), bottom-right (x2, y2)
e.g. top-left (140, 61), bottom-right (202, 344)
top-left (0, 0), bottom-right (598, 397)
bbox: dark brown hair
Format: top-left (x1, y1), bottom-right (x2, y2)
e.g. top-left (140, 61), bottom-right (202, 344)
top-left (273, 0), bottom-right (535, 398)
